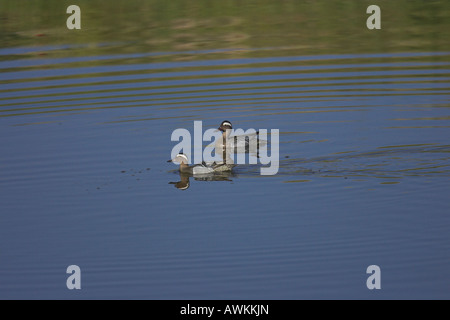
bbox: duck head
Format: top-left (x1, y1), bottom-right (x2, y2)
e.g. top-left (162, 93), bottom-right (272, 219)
top-left (167, 153), bottom-right (189, 164)
top-left (218, 120), bottom-right (232, 132)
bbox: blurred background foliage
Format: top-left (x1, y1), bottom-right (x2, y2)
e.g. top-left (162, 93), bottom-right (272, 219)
top-left (0, 0), bottom-right (449, 61)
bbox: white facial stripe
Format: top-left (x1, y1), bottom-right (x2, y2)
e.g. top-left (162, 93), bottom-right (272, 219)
top-left (178, 154), bottom-right (189, 163)
top-left (222, 121), bottom-right (232, 127)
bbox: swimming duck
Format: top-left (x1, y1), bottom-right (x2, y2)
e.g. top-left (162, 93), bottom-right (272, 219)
top-left (168, 153), bottom-right (235, 175)
top-left (216, 120), bottom-right (264, 153)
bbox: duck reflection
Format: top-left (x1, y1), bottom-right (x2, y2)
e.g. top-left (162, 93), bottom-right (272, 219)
top-left (169, 170), bottom-right (236, 190)
top-left (168, 172), bottom-right (191, 190)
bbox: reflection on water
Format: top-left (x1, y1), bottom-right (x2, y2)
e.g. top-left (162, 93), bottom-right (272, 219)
top-left (169, 171), bottom-right (236, 191)
top-left (1, 0), bottom-right (450, 299)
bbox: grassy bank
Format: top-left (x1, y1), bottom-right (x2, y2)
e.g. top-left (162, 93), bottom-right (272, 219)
top-left (1, 0), bottom-right (449, 60)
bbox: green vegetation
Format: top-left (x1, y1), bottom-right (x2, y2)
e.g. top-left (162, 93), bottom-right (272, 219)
top-left (0, 0), bottom-right (449, 61)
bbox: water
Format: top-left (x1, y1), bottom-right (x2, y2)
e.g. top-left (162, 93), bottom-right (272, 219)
top-left (1, 1), bottom-right (450, 300)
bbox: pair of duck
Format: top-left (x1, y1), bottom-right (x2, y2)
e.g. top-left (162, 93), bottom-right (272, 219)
top-left (168, 120), bottom-right (259, 174)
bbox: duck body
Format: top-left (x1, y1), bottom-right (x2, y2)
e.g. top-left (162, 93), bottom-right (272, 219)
top-left (169, 153), bottom-right (235, 175)
top-left (189, 163), bottom-right (215, 175)
top-left (215, 120), bottom-right (264, 153)
top-left (216, 134), bottom-right (259, 152)
top-left (206, 160), bottom-right (236, 173)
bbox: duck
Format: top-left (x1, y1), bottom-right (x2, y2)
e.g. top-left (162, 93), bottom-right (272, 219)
top-left (216, 120), bottom-right (264, 153)
top-left (168, 153), bottom-right (235, 175)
